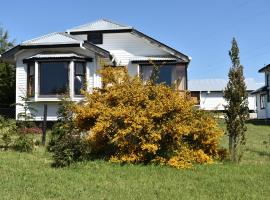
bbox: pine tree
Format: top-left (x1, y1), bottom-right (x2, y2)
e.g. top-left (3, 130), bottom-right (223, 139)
top-left (0, 27), bottom-right (15, 106)
top-left (224, 38), bottom-right (249, 162)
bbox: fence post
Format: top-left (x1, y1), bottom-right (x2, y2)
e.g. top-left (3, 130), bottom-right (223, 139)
top-left (42, 104), bottom-right (47, 146)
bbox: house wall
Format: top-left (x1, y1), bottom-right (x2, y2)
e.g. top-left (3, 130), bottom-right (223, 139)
top-left (15, 32), bottom-right (187, 121)
top-left (74, 32), bottom-right (171, 77)
top-left (256, 71), bottom-right (270, 119)
top-left (199, 91), bottom-right (256, 111)
top-left (15, 47), bottom-right (101, 121)
top-left (255, 94), bottom-right (269, 119)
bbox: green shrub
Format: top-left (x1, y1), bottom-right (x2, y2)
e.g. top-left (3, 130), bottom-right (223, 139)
top-left (0, 116), bottom-right (17, 150)
top-left (50, 131), bottom-right (91, 167)
top-left (0, 116), bottom-right (35, 152)
top-left (48, 95), bottom-right (91, 167)
top-left (13, 135), bottom-right (34, 152)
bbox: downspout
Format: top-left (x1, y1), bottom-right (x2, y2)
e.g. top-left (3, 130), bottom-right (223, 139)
top-left (185, 56), bottom-right (192, 90)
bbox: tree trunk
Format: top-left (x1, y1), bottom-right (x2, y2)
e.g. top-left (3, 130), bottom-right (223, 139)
top-left (229, 134), bottom-right (233, 157)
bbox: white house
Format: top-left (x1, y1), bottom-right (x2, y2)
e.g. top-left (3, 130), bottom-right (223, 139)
top-left (188, 78), bottom-right (260, 112)
top-left (252, 65), bottom-right (270, 119)
top-left (0, 19), bottom-right (190, 121)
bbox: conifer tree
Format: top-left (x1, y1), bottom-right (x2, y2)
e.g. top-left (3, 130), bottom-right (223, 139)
top-left (224, 38), bottom-right (249, 162)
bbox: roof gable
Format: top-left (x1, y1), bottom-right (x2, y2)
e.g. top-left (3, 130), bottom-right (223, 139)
top-left (67, 19), bottom-right (190, 62)
top-left (67, 19), bottom-right (132, 33)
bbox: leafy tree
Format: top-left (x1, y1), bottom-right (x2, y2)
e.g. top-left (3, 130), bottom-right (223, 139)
top-left (224, 38), bottom-right (249, 162)
top-left (0, 26), bottom-right (15, 106)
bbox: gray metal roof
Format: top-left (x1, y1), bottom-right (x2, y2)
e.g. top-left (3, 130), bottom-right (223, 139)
top-left (21, 32), bottom-right (82, 46)
top-left (67, 19), bottom-right (132, 33)
top-left (188, 78), bottom-right (261, 91)
top-left (27, 53), bottom-right (85, 59)
top-left (130, 56), bottom-right (178, 62)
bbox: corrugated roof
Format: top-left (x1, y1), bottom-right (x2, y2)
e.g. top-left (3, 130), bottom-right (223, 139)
top-left (21, 32), bottom-right (82, 46)
top-left (67, 19), bottom-right (132, 32)
top-left (131, 56), bottom-right (178, 61)
top-left (188, 78), bottom-right (261, 91)
top-left (27, 53), bottom-right (85, 59)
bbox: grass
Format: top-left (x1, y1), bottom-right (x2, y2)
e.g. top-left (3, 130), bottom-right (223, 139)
top-left (0, 121), bottom-right (270, 200)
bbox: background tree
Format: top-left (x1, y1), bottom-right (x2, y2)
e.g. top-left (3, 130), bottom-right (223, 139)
top-left (224, 38), bottom-right (249, 162)
top-left (0, 26), bottom-right (15, 107)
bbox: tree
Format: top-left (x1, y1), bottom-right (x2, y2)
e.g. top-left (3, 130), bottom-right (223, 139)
top-left (224, 38), bottom-right (249, 162)
top-left (0, 26), bottom-right (15, 106)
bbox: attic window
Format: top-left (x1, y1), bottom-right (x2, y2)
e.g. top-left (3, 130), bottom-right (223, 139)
top-left (87, 32), bottom-right (103, 44)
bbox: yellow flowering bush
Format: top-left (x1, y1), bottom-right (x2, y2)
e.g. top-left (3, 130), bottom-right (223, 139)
top-left (73, 66), bottom-right (223, 168)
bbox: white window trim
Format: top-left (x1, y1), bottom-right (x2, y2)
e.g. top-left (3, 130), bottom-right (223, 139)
top-left (31, 60), bottom-right (88, 101)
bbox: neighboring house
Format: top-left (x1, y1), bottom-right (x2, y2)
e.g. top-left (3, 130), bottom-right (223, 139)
top-left (251, 65), bottom-right (270, 119)
top-left (188, 78), bottom-right (260, 112)
top-left (0, 19), bottom-right (190, 121)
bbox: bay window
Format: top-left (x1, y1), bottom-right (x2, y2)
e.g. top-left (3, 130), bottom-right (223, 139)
top-left (26, 60), bottom-right (88, 98)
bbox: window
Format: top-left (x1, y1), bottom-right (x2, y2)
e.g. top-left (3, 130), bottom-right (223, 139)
top-left (27, 63), bottom-right (35, 97)
top-left (140, 65), bottom-right (174, 86)
top-left (267, 74), bottom-right (270, 102)
top-left (260, 94), bottom-right (266, 109)
top-left (74, 62), bottom-right (86, 95)
top-left (87, 32), bottom-right (103, 44)
top-left (39, 62), bottom-right (69, 95)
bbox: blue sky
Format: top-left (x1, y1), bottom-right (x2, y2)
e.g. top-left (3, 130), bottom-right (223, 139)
top-left (0, 0), bottom-right (269, 83)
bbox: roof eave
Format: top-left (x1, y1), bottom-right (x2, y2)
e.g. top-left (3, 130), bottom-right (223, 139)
top-left (68, 28), bottom-right (133, 34)
top-left (258, 64), bottom-right (270, 73)
top-left (82, 41), bottom-right (110, 58)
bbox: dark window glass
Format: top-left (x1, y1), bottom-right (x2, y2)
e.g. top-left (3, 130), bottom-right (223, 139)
top-left (74, 62), bottom-right (86, 95)
top-left (39, 62), bottom-right (69, 95)
top-left (156, 66), bottom-right (172, 86)
top-left (140, 65), bottom-right (173, 86)
top-left (27, 63), bottom-right (35, 97)
top-left (87, 32), bottom-right (103, 44)
top-left (267, 74), bottom-right (270, 102)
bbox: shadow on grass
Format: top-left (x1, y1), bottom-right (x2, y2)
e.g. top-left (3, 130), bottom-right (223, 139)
top-left (246, 147), bottom-right (270, 158)
top-left (246, 119), bottom-right (270, 126)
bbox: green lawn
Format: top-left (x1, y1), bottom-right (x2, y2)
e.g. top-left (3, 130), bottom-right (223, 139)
top-left (0, 121), bottom-right (269, 200)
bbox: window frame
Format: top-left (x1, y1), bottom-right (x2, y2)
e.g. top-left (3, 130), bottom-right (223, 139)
top-left (87, 32), bottom-right (103, 44)
top-left (27, 62), bottom-right (35, 98)
top-left (267, 74), bottom-right (270, 102)
top-left (139, 64), bottom-right (175, 86)
top-left (260, 94), bottom-right (266, 109)
top-left (74, 61), bottom-right (86, 96)
top-left (38, 61), bottom-right (70, 97)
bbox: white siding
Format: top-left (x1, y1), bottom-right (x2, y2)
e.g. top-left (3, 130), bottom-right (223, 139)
top-left (74, 32), bottom-right (171, 77)
top-left (256, 94), bottom-right (267, 119)
top-left (101, 32), bottom-right (169, 56)
top-left (256, 71), bottom-right (270, 119)
top-left (199, 92), bottom-right (256, 111)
